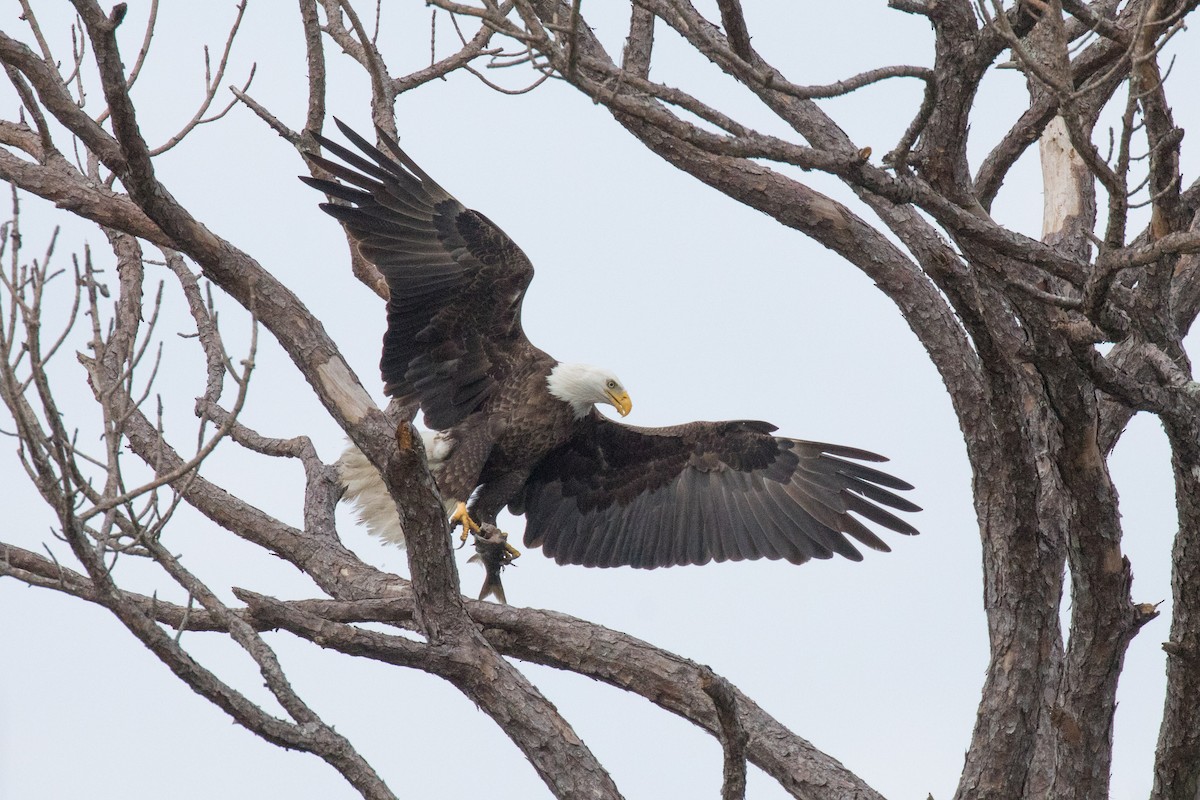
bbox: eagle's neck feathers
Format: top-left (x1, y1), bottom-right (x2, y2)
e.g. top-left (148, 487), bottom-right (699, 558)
top-left (546, 362), bottom-right (617, 419)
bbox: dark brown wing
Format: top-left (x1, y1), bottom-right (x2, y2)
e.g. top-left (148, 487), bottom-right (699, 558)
top-left (302, 119), bottom-right (537, 429)
top-left (517, 413), bottom-right (920, 569)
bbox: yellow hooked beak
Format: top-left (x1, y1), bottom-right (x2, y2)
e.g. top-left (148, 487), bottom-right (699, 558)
top-left (608, 390), bottom-right (633, 417)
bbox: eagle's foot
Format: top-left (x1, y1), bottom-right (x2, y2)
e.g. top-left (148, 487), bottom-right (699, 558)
top-left (449, 501), bottom-right (481, 543)
top-left (504, 541), bottom-right (522, 560)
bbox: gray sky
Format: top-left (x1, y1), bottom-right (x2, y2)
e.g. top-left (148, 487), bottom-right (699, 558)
top-left (0, 3), bottom-right (1192, 799)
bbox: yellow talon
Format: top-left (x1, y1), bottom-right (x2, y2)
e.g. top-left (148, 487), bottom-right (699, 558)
top-left (450, 501), bottom-right (481, 542)
top-left (504, 542), bottom-right (522, 560)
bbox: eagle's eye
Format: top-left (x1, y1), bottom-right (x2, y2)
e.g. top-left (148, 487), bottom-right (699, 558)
top-left (606, 379), bottom-right (617, 389)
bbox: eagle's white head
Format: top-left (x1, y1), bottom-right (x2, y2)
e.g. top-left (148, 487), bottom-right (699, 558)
top-left (547, 363), bottom-right (633, 420)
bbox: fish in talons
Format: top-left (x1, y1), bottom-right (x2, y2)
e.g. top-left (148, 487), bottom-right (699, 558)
top-left (470, 523), bottom-right (520, 604)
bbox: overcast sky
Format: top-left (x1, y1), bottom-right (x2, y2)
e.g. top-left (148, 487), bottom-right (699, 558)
top-left (1, 3), bottom-right (1195, 799)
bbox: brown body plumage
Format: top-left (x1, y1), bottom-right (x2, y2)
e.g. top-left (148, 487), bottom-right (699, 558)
top-left (306, 120), bottom-right (920, 570)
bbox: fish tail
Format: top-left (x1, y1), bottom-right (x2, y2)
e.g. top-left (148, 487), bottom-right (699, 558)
top-left (478, 570), bottom-right (507, 605)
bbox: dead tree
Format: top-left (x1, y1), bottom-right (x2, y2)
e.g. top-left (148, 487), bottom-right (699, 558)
top-left (2, 2), bottom-right (1199, 799)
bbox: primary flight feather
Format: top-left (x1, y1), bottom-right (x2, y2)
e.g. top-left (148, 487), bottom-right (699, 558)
top-left (306, 120), bottom-right (919, 570)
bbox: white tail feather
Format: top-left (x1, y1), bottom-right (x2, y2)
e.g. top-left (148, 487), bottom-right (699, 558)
top-left (336, 431), bottom-right (452, 547)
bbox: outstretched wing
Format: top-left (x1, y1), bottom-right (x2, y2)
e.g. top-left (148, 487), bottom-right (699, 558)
top-left (518, 413), bottom-right (920, 569)
top-left (302, 119), bottom-right (539, 430)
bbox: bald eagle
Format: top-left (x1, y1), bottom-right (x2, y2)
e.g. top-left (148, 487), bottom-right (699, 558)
top-left (305, 120), bottom-right (919, 570)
